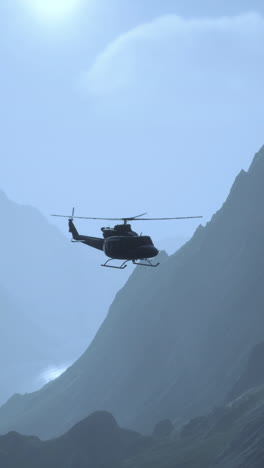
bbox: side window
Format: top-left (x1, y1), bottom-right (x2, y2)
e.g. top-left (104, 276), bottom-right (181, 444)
top-left (141, 237), bottom-right (147, 246)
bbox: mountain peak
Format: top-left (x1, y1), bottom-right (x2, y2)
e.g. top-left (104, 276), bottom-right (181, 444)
top-left (66, 411), bottom-right (119, 440)
top-left (248, 145), bottom-right (264, 174)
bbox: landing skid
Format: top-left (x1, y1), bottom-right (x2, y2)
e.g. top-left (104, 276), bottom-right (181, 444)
top-left (101, 258), bottom-right (160, 269)
top-left (133, 259), bottom-right (160, 268)
top-left (101, 259), bottom-right (130, 270)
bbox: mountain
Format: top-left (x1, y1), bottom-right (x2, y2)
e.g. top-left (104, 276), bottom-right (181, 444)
top-left (125, 341), bottom-right (264, 468)
top-left (0, 191), bottom-right (128, 404)
top-left (213, 343), bottom-right (264, 468)
top-left (2, 345), bottom-right (264, 468)
top-left (125, 387), bottom-right (264, 468)
top-left (1, 146), bottom-right (264, 439)
top-left (0, 412), bottom-right (150, 468)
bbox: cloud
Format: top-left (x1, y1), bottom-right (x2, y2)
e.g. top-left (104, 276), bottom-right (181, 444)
top-left (76, 12), bottom-right (264, 230)
top-left (81, 13), bottom-right (264, 125)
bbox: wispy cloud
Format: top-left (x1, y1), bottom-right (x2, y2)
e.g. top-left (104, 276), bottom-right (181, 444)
top-left (81, 13), bottom-right (264, 125)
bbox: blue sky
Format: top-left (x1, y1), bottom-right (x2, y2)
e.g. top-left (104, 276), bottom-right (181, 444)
top-left (1, 0), bottom-right (263, 243)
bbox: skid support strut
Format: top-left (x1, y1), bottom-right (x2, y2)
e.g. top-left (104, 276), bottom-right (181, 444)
top-left (101, 258), bottom-right (160, 269)
top-left (101, 259), bottom-right (130, 270)
top-left (133, 259), bottom-right (160, 268)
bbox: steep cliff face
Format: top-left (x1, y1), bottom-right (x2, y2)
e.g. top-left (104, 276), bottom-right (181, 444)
top-left (1, 146), bottom-right (264, 440)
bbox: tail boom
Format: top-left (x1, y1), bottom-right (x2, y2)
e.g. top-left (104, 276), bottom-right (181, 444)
top-left (69, 220), bottom-right (104, 251)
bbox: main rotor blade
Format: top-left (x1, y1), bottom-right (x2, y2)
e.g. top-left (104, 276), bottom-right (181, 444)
top-left (127, 213), bottom-right (148, 220)
top-left (131, 216), bottom-right (203, 221)
top-left (51, 215), bottom-right (128, 220)
top-left (51, 212), bottom-right (148, 221)
top-left (51, 214), bottom-right (203, 221)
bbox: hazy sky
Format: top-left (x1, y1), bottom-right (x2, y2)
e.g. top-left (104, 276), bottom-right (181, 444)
top-left (1, 0), bottom-right (263, 242)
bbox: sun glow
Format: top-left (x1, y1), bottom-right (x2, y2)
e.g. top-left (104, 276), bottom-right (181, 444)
top-left (25, 0), bottom-right (81, 21)
top-left (39, 365), bottom-right (69, 384)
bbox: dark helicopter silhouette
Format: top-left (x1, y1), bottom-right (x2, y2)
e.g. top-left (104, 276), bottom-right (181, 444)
top-left (51, 210), bottom-right (202, 269)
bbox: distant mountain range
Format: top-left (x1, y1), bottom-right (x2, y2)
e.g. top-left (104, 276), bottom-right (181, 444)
top-left (0, 283), bottom-right (54, 404)
top-left (1, 146), bottom-right (264, 442)
top-left (0, 191), bottom-right (129, 404)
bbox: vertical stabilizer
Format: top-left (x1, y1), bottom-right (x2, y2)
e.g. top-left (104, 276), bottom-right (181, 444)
top-left (69, 219), bottom-right (79, 240)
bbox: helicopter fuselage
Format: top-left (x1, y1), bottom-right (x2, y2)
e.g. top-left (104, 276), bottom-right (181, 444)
top-left (103, 235), bottom-right (158, 260)
top-left (70, 220), bottom-right (159, 261)
top-left (101, 224), bottom-right (158, 260)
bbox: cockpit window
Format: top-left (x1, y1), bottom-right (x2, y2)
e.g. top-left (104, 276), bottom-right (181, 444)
top-left (140, 236), bottom-right (153, 246)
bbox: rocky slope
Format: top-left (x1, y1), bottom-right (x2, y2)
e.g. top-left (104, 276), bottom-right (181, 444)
top-left (124, 385), bottom-right (264, 468)
top-left (126, 341), bottom-right (264, 468)
top-left (1, 146), bottom-right (264, 439)
top-left (2, 343), bottom-right (264, 468)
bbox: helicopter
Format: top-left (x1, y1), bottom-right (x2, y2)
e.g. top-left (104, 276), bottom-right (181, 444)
top-left (51, 209), bottom-right (203, 270)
